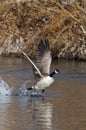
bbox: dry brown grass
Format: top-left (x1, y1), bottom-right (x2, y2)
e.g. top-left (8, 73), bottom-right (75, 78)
top-left (0, 0), bottom-right (86, 60)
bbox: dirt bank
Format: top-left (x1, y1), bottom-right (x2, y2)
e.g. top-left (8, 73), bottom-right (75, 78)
top-left (0, 0), bottom-right (86, 60)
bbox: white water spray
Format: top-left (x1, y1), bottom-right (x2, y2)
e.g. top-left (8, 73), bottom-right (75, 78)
top-left (18, 80), bottom-right (32, 96)
top-left (0, 77), bottom-right (12, 95)
top-left (0, 77), bottom-right (38, 97)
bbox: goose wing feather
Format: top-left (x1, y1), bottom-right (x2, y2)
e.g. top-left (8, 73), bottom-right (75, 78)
top-left (35, 39), bottom-right (52, 75)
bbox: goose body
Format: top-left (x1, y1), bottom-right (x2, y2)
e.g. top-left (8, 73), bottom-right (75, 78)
top-left (17, 39), bottom-right (60, 94)
top-left (33, 76), bottom-right (54, 91)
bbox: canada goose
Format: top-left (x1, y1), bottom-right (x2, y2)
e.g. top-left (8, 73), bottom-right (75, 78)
top-left (27, 39), bottom-right (60, 94)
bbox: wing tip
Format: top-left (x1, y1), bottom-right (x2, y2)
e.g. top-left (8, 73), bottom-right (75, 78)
top-left (37, 38), bottom-right (50, 51)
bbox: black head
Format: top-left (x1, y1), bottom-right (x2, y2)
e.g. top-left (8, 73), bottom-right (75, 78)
top-left (50, 69), bottom-right (60, 77)
top-left (54, 69), bottom-right (60, 74)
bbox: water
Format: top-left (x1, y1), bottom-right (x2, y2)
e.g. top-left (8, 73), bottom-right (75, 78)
top-left (0, 56), bottom-right (86, 130)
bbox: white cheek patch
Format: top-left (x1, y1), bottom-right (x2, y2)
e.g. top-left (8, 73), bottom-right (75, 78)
top-left (55, 70), bottom-right (59, 73)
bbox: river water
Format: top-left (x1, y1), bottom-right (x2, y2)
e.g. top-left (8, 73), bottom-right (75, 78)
top-left (0, 56), bottom-right (86, 130)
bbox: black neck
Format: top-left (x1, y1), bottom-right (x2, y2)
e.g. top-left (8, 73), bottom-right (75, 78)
top-left (49, 71), bottom-right (55, 77)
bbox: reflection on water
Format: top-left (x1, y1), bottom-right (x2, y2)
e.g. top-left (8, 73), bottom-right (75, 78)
top-left (0, 96), bottom-right (54, 130)
top-left (0, 57), bottom-right (86, 130)
top-left (30, 99), bottom-right (53, 130)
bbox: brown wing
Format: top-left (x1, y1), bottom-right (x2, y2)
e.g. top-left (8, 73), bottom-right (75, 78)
top-left (35, 39), bottom-right (52, 76)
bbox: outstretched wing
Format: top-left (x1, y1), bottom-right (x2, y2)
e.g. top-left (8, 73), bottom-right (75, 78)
top-left (35, 39), bottom-right (52, 75)
top-left (16, 39), bottom-right (43, 77)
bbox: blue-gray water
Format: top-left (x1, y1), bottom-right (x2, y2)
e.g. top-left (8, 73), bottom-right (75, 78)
top-left (0, 56), bottom-right (86, 130)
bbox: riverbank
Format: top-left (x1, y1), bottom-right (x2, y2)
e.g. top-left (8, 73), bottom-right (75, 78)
top-left (0, 0), bottom-right (86, 61)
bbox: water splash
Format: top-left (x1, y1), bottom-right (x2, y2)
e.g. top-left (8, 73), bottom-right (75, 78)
top-left (18, 81), bottom-right (43, 97)
top-left (18, 80), bottom-right (32, 96)
top-left (0, 77), bottom-right (12, 95)
top-left (0, 77), bottom-right (42, 97)
top-left (0, 77), bottom-right (32, 96)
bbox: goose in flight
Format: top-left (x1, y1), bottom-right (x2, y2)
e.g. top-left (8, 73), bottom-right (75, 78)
top-left (26, 39), bottom-right (60, 94)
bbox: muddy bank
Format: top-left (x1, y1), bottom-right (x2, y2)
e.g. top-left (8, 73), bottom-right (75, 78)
top-left (0, 0), bottom-right (86, 60)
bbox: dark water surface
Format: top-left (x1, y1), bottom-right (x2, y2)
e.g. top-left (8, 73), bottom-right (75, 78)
top-left (0, 57), bottom-right (86, 130)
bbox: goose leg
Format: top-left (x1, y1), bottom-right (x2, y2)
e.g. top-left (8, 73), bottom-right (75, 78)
top-left (27, 87), bottom-right (32, 90)
top-left (42, 89), bottom-right (45, 93)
